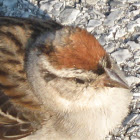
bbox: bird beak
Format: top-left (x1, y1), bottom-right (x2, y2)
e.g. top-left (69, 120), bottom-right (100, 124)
top-left (104, 68), bottom-right (129, 89)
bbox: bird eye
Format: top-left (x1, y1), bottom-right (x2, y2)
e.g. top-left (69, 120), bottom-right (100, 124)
top-left (75, 78), bottom-right (85, 84)
top-left (94, 65), bottom-right (105, 75)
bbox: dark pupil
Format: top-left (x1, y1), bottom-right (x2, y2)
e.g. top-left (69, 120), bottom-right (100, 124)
top-left (96, 67), bottom-right (105, 75)
top-left (75, 78), bottom-right (85, 84)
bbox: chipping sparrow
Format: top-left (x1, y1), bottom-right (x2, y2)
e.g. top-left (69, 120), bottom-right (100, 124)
top-left (0, 17), bottom-right (132, 140)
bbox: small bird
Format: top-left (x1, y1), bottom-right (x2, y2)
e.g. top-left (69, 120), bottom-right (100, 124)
top-left (0, 17), bottom-right (132, 140)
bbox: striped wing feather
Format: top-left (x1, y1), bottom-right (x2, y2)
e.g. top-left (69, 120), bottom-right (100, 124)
top-left (0, 17), bottom-right (60, 139)
top-left (0, 91), bottom-right (34, 139)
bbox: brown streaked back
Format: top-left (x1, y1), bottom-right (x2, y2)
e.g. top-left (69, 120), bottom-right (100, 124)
top-left (0, 17), bottom-right (62, 139)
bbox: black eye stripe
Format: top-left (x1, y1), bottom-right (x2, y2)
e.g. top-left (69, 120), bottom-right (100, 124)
top-left (75, 78), bottom-right (85, 84)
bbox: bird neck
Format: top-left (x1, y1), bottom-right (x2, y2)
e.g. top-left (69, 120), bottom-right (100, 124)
top-left (26, 48), bottom-right (49, 106)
